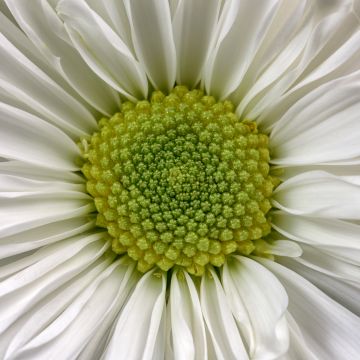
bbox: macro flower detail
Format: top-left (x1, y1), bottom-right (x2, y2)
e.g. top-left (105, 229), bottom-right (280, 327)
top-left (0, 0), bottom-right (360, 359)
top-left (80, 86), bottom-right (277, 275)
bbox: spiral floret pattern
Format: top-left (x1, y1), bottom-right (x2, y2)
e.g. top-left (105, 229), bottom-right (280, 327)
top-left (80, 86), bottom-right (278, 275)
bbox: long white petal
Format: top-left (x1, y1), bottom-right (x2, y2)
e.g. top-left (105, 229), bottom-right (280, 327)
top-left (169, 270), bottom-right (207, 360)
top-left (204, 0), bottom-right (280, 99)
top-left (0, 32), bottom-right (96, 137)
top-left (0, 103), bottom-right (81, 170)
top-left (9, 258), bottom-right (137, 360)
top-left (273, 171), bottom-right (360, 219)
top-left (0, 234), bottom-right (110, 333)
top-left (0, 216), bottom-right (95, 259)
top-left (124, 0), bottom-right (176, 91)
top-left (270, 71), bottom-right (360, 165)
top-left (222, 256), bottom-right (289, 359)
top-left (102, 269), bottom-right (166, 360)
top-left (259, 258), bottom-right (360, 359)
top-left (200, 268), bottom-right (248, 360)
top-left (57, 0), bottom-right (148, 101)
top-left (272, 211), bottom-right (360, 264)
top-left (4, 0), bottom-right (120, 116)
top-left (279, 257), bottom-right (360, 317)
top-left (172, 0), bottom-right (220, 87)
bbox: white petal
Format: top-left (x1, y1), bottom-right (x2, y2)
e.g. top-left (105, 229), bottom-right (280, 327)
top-left (273, 171), bottom-right (360, 219)
top-left (0, 234), bottom-right (110, 333)
top-left (251, 5), bottom-right (360, 125)
top-left (124, 0), bottom-right (176, 91)
top-left (169, 270), bottom-right (207, 360)
top-left (272, 211), bottom-right (360, 264)
top-left (0, 160), bottom-right (83, 183)
top-left (102, 269), bottom-right (166, 360)
top-left (0, 216), bottom-right (95, 259)
top-left (0, 32), bottom-right (96, 137)
top-left (270, 71), bottom-right (360, 165)
top-left (10, 258), bottom-right (137, 360)
top-left (255, 239), bottom-right (303, 258)
top-left (57, 0), bottom-right (148, 100)
top-left (0, 103), bottom-right (81, 170)
top-left (204, 0), bottom-right (280, 99)
top-left (222, 256), bottom-right (289, 359)
top-left (279, 256), bottom-right (360, 317)
top-left (172, 0), bottom-right (220, 87)
top-left (259, 258), bottom-right (360, 359)
top-left (101, 0), bottom-right (135, 53)
top-left (4, 0), bottom-right (120, 116)
top-left (200, 268), bottom-right (248, 360)
top-left (281, 312), bottom-right (318, 360)
top-left (0, 184), bottom-right (94, 238)
top-left (1, 255), bottom-right (113, 358)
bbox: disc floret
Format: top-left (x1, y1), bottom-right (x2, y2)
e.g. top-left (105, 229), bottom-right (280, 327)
top-left (80, 86), bottom-right (277, 276)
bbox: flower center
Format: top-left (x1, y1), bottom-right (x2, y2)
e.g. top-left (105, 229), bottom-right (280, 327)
top-left (80, 86), bottom-right (278, 276)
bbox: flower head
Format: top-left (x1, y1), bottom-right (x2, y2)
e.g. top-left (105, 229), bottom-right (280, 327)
top-left (0, 0), bottom-right (360, 359)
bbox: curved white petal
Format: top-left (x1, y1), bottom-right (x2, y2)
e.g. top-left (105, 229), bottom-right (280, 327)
top-left (0, 103), bottom-right (81, 170)
top-left (0, 217), bottom-right (95, 259)
top-left (0, 234), bottom-right (110, 333)
top-left (204, 0), bottom-right (280, 99)
top-left (222, 256), bottom-right (289, 359)
top-left (200, 268), bottom-right (248, 360)
top-left (8, 258), bottom-right (137, 360)
top-left (4, 0), bottom-right (120, 116)
top-left (57, 0), bottom-right (148, 101)
top-left (249, 4), bottom-right (360, 125)
top-left (273, 171), bottom-right (360, 219)
top-left (172, 0), bottom-right (220, 87)
top-left (101, 0), bottom-right (134, 53)
top-left (0, 189), bottom-right (94, 238)
top-left (169, 270), bottom-right (207, 360)
top-left (0, 255), bottom-right (113, 358)
top-left (102, 269), bottom-right (166, 360)
top-left (279, 256), bottom-right (360, 317)
top-left (272, 211), bottom-right (360, 264)
top-left (255, 239), bottom-right (303, 258)
top-left (0, 160), bottom-right (83, 183)
top-left (0, 32), bottom-right (96, 137)
top-left (270, 71), bottom-right (360, 166)
top-left (259, 258), bottom-right (360, 359)
top-left (124, 0), bottom-right (176, 92)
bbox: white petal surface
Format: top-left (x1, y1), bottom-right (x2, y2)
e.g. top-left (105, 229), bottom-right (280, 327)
top-left (0, 32), bottom-right (96, 137)
top-left (0, 160), bottom-right (83, 183)
top-left (169, 270), bottom-right (207, 360)
top-left (273, 171), bottom-right (360, 219)
top-left (222, 256), bottom-right (289, 359)
top-left (260, 258), bottom-right (360, 359)
top-left (0, 217), bottom-right (95, 258)
top-left (0, 255), bottom-right (111, 358)
top-left (124, 0), bottom-right (176, 91)
top-left (270, 71), bottom-right (360, 165)
top-left (57, 0), bottom-right (148, 101)
top-left (200, 268), bottom-right (248, 360)
top-left (247, 4), bottom-right (360, 125)
top-left (279, 256), bottom-right (360, 317)
top-left (0, 103), bottom-right (80, 170)
top-left (172, 0), bottom-right (220, 87)
top-left (204, 0), bottom-right (280, 99)
top-left (0, 234), bottom-right (109, 333)
top-left (4, 0), bottom-right (120, 116)
top-left (272, 211), bottom-right (360, 264)
top-left (102, 270), bottom-right (166, 360)
top-left (9, 258), bottom-right (137, 360)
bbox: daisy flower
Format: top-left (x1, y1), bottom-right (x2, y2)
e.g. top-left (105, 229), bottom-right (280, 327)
top-left (0, 0), bottom-right (360, 359)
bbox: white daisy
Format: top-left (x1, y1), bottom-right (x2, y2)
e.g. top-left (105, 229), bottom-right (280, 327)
top-left (0, 0), bottom-right (360, 359)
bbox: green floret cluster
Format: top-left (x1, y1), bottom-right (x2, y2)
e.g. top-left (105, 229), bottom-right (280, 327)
top-left (80, 86), bottom-right (277, 276)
